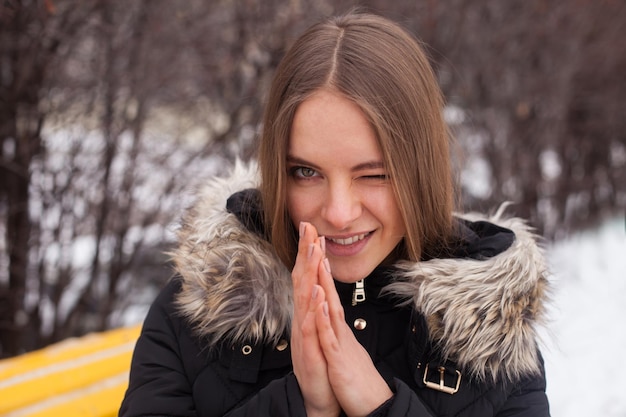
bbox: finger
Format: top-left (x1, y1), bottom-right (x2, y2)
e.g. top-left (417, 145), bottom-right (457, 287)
top-left (292, 222), bottom-right (319, 287)
top-left (297, 222), bottom-right (319, 257)
top-left (317, 257), bottom-right (345, 330)
top-left (294, 286), bottom-right (326, 376)
top-left (315, 301), bottom-right (339, 355)
top-left (294, 242), bottom-right (323, 323)
top-left (309, 284), bottom-right (325, 313)
top-left (293, 224), bottom-right (324, 324)
top-left (297, 286), bottom-right (326, 352)
top-left (312, 262), bottom-right (339, 345)
top-left (297, 284), bottom-right (325, 329)
top-left (291, 222), bottom-right (310, 287)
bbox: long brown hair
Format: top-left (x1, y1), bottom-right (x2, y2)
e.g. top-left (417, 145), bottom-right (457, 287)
top-left (258, 11), bottom-right (455, 268)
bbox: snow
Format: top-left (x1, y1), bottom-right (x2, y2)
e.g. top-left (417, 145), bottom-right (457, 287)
top-left (542, 216), bottom-right (626, 417)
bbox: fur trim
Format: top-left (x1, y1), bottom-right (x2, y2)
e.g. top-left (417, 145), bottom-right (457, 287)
top-left (172, 162), bottom-right (550, 382)
top-left (172, 160), bottom-right (292, 347)
top-left (386, 211), bottom-right (550, 383)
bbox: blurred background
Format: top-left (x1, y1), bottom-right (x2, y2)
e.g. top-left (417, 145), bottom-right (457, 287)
top-left (0, 0), bottom-right (624, 414)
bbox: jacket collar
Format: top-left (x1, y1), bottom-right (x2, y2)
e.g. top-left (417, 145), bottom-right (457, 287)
top-left (172, 161), bottom-right (550, 383)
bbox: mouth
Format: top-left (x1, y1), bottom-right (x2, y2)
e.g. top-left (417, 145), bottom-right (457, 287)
top-left (325, 232), bottom-right (372, 246)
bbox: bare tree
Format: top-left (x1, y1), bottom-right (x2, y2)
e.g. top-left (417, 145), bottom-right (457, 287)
top-left (0, 0), bottom-right (101, 356)
top-left (399, 0), bottom-right (626, 237)
top-left (0, 0), bottom-right (355, 357)
top-left (2, 0), bottom-right (623, 358)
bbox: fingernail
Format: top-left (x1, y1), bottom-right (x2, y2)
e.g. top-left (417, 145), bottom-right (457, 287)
top-left (299, 222), bottom-right (306, 238)
top-left (323, 302), bottom-right (329, 317)
top-left (307, 243), bottom-right (314, 258)
top-left (323, 258), bottom-right (331, 273)
top-left (320, 236), bottom-right (326, 253)
top-left (312, 285), bottom-right (319, 300)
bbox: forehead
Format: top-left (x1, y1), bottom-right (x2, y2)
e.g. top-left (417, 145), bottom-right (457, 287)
top-left (288, 90), bottom-right (383, 165)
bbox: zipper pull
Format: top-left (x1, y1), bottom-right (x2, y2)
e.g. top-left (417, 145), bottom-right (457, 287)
top-left (352, 279), bottom-right (366, 306)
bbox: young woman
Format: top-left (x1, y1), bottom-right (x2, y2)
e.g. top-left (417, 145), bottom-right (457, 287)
top-left (119, 11), bottom-right (550, 417)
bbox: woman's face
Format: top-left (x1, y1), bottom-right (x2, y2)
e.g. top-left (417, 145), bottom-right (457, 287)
top-left (286, 89), bottom-right (406, 283)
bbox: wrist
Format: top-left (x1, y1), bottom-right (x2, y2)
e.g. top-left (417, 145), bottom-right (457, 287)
top-left (366, 395), bottom-right (394, 417)
top-left (348, 386), bottom-right (393, 417)
top-left (305, 404), bottom-right (341, 417)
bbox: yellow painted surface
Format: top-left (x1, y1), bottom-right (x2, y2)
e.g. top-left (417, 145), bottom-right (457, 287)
top-left (0, 326), bottom-right (140, 380)
top-left (0, 325), bottom-right (141, 417)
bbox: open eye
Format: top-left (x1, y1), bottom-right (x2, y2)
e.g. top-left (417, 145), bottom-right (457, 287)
top-left (290, 166), bottom-right (319, 179)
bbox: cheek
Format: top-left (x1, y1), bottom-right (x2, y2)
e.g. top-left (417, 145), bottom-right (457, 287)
top-left (367, 189), bottom-right (404, 226)
top-left (286, 187), bottom-right (314, 224)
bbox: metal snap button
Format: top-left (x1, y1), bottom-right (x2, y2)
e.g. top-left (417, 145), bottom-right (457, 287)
top-left (241, 345), bottom-right (252, 355)
top-left (276, 339), bottom-right (289, 351)
top-left (353, 318), bottom-right (367, 330)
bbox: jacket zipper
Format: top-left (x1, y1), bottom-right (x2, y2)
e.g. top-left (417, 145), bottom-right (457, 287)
top-left (352, 279), bottom-right (366, 306)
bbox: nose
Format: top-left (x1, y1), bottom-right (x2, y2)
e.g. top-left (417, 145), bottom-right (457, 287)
top-left (320, 180), bottom-right (362, 230)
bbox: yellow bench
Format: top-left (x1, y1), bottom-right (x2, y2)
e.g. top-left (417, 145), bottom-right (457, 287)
top-left (0, 325), bottom-right (141, 417)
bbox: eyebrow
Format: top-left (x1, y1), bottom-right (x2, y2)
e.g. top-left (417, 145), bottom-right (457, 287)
top-left (286, 155), bottom-right (385, 172)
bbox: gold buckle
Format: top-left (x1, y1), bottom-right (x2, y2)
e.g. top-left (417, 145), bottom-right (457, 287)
top-left (422, 363), bottom-right (462, 394)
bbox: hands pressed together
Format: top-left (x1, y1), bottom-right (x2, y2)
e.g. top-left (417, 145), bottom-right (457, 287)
top-left (291, 222), bottom-right (393, 417)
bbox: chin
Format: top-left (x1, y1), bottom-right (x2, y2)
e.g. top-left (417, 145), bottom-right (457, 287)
top-left (331, 266), bottom-right (372, 284)
top-left (333, 275), bottom-right (364, 284)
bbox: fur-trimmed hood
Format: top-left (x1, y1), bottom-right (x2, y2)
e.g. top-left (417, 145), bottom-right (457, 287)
top-left (172, 162), bottom-right (550, 384)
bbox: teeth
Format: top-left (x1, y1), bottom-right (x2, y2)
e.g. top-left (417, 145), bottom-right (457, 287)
top-left (328, 233), bottom-right (368, 245)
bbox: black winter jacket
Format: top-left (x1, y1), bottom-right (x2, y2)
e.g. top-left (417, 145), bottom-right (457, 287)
top-left (119, 163), bottom-right (551, 417)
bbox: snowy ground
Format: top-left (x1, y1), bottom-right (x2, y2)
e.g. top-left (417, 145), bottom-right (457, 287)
top-left (542, 216), bottom-right (626, 417)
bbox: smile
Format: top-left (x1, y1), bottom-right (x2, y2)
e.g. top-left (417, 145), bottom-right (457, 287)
top-left (326, 232), bottom-right (371, 246)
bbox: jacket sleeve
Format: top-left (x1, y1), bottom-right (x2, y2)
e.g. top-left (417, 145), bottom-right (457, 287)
top-left (495, 368), bottom-right (550, 417)
top-left (352, 378), bottom-right (434, 417)
top-left (225, 376), bottom-right (436, 417)
top-left (119, 279), bottom-right (307, 417)
top-left (223, 372), bottom-right (307, 417)
top-left (119, 280), bottom-right (196, 417)
top-left (364, 373), bottom-right (550, 417)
